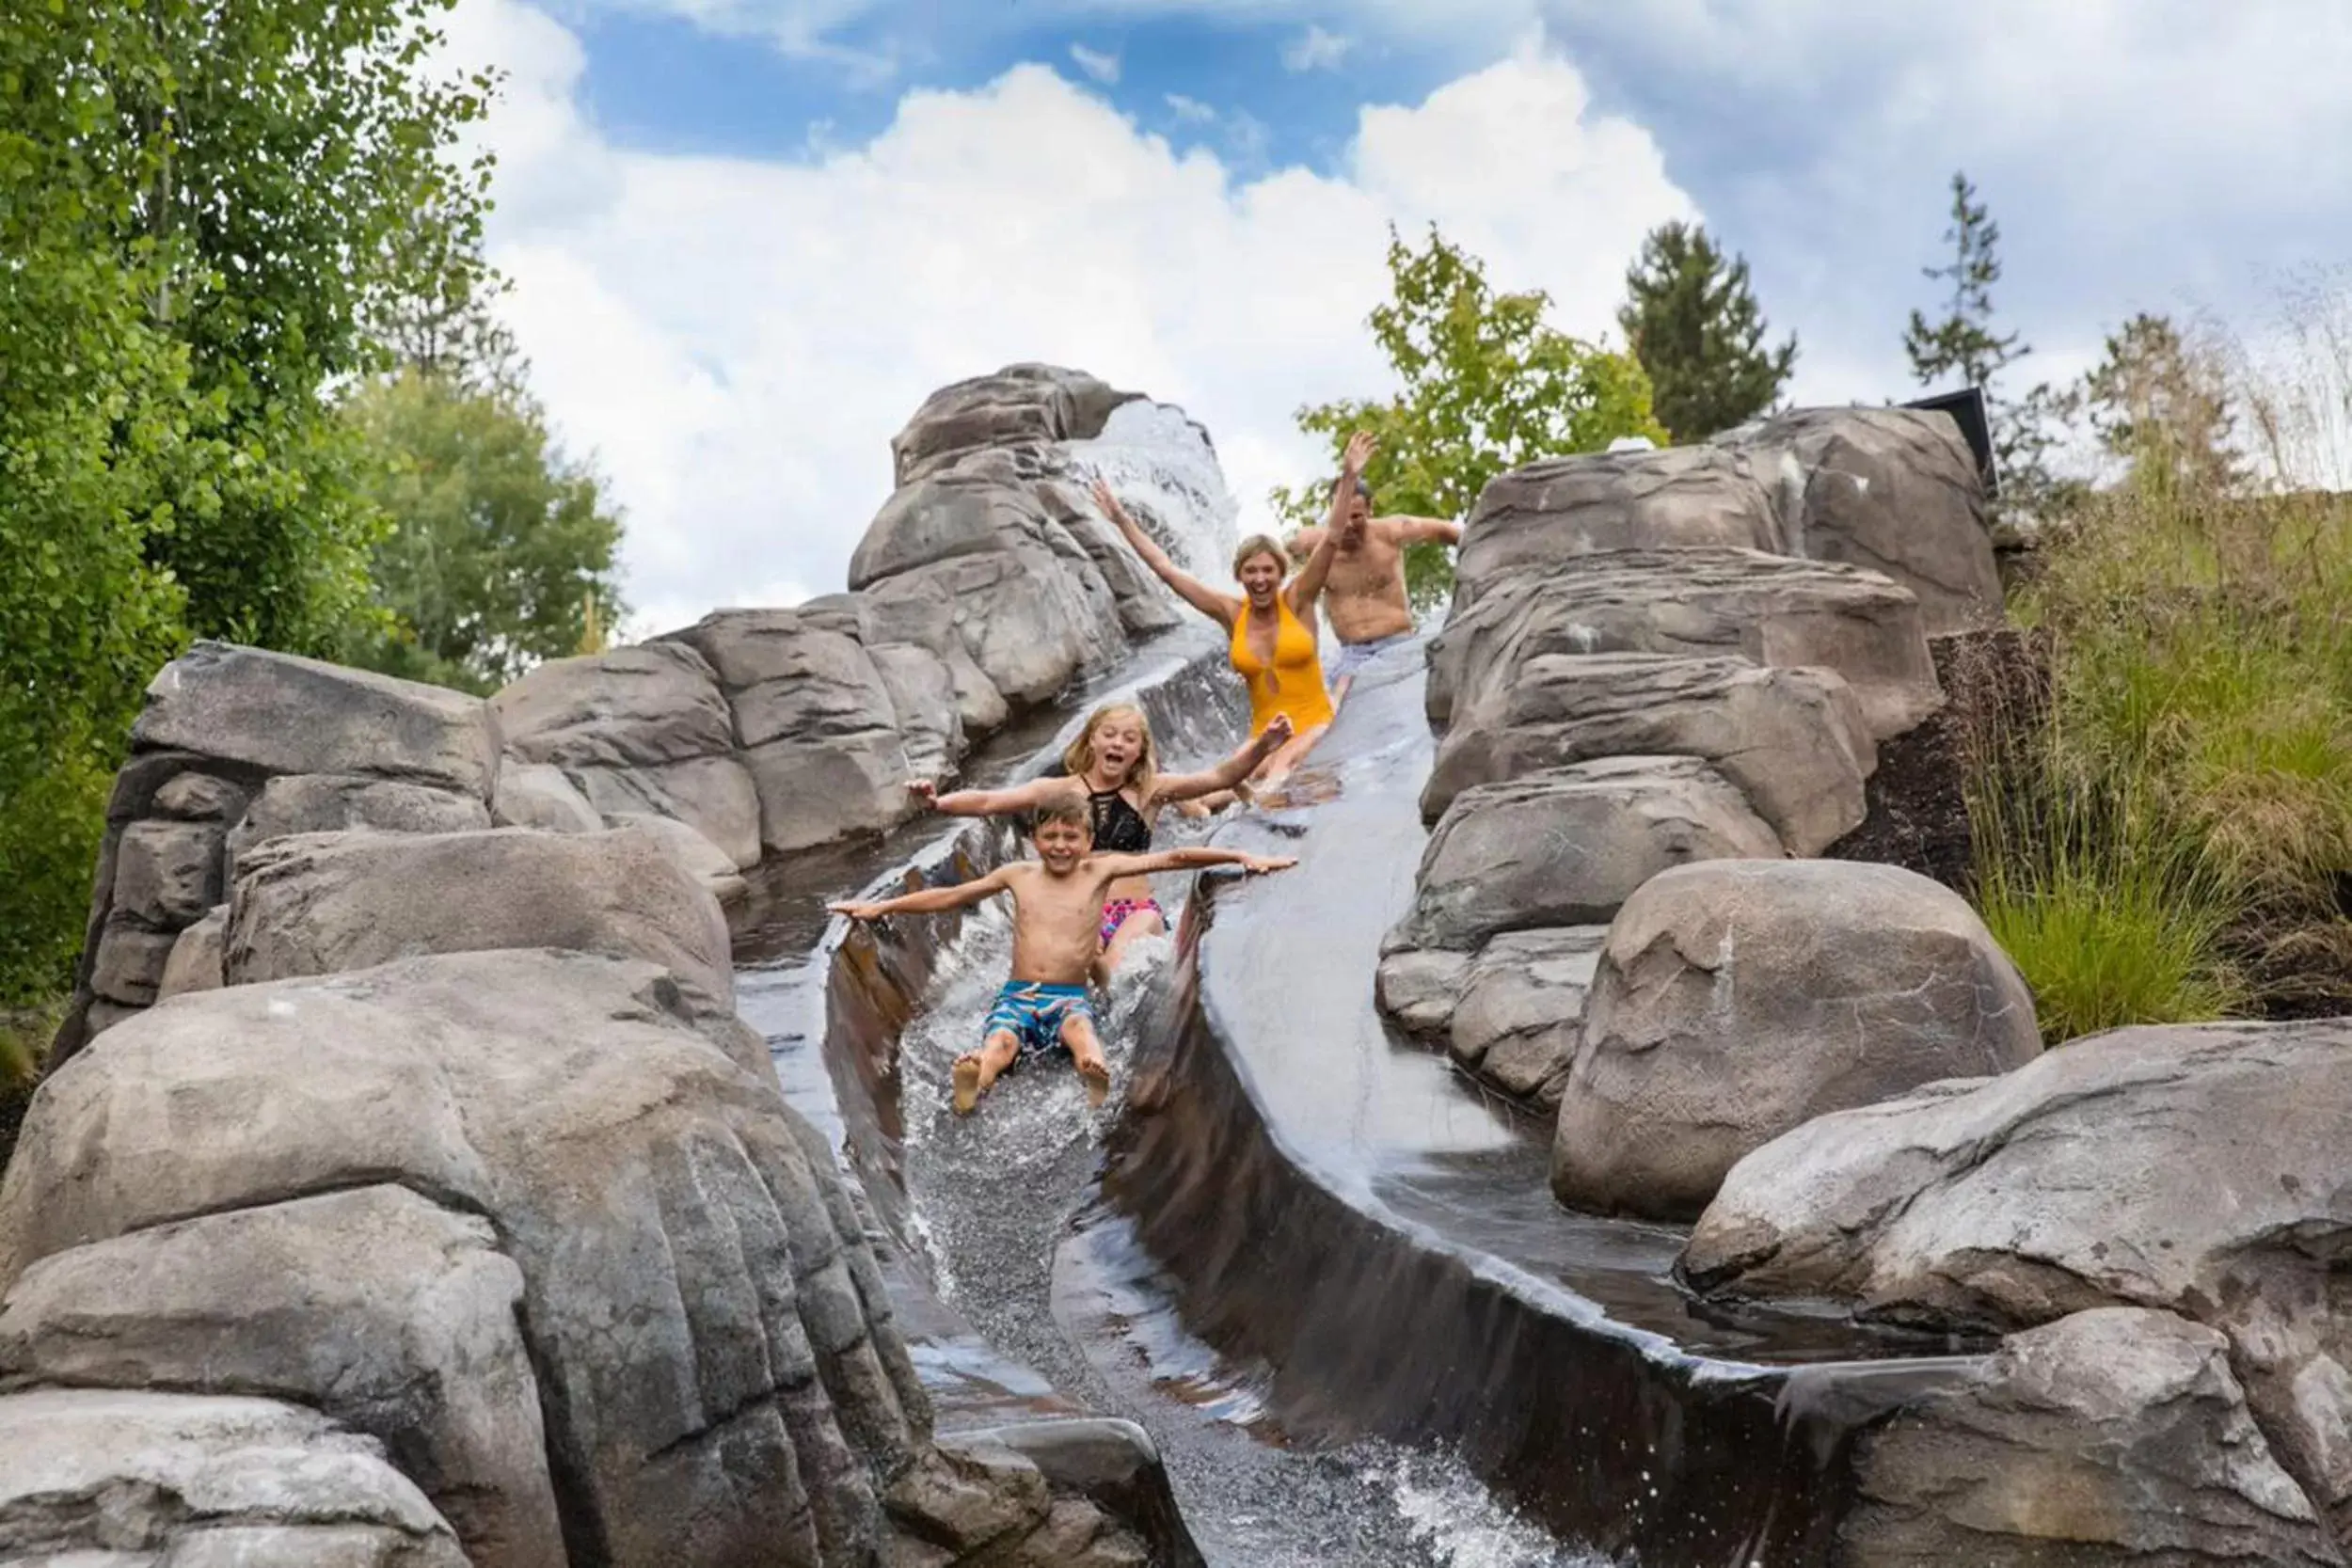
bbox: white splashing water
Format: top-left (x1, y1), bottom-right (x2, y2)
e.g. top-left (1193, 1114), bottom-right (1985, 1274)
top-left (1063, 400), bottom-right (1240, 584)
top-left (1379, 1449), bottom-right (1619, 1568)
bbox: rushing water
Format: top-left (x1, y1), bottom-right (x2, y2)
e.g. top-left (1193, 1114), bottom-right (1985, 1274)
top-left (1062, 400), bottom-right (1241, 582)
top-left (889, 826), bottom-right (1607, 1568)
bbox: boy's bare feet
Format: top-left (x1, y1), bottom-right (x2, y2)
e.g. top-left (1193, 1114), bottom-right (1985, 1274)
top-left (1077, 1056), bottom-right (1111, 1109)
top-left (951, 1054), bottom-right (983, 1117)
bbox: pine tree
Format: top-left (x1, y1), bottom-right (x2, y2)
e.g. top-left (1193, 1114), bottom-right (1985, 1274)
top-left (1617, 221), bottom-right (1798, 442)
top-left (1903, 171), bottom-right (2061, 503)
top-left (2081, 312), bottom-right (2243, 501)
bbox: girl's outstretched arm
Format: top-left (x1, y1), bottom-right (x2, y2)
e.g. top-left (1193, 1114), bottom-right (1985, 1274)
top-left (1152, 715), bottom-right (1293, 802)
top-left (1096, 847), bottom-right (1297, 879)
top-left (913, 775), bottom-right (1081, 818)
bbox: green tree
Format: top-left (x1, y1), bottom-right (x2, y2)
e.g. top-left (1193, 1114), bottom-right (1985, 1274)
top-left (0, 0), bottom-right (493, 1006)
top-left (1617, 220), bottom-right (1797, 441)
top-left (111, 0), bottom-right (498, 654)
top-left (2080, 312), bottom-right (2243, 502)
top-left (1903, 170), bottom-right (2065, 503)
top-left (1, 7), bottom-right (199, 1006)
top-left (1274, 225), bottom-right (1665, 606)
top-left (342, 361), bottom-right (628, 695)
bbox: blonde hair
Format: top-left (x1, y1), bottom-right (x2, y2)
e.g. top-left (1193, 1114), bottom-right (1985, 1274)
top-left (1232, 534), bottom-right (1288, 578)
top-left (1062, 703), bottom-right (1160, 803)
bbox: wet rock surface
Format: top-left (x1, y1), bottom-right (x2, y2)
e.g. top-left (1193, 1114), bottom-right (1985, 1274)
top-left (1727, 405), bottom-right (2003, 637)
top-left (1431, 546), bottom-right (1944, 743)
top-left (1387, 754), bottom-right (1783, 954)
top-left (0, 1387), bottom-right (472, 1566)
top-left (1685, 1016), bottom-right (2352, 1542)
top-left (224, 824), bottom-right (739, 1030)
top-left (1423, 649), bottom-right (1876, 854)
top-left (1554, 858), bottom-right (2041, 1222)
top-left (1840, 1308), bottom-right (2342, 1566)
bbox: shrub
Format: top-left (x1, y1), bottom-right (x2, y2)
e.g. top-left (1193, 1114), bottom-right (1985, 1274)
top-left (1977, 401), bottom-right (2352, 1032)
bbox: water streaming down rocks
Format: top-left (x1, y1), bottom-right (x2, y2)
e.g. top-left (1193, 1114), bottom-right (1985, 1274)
top-left (9, 364), bottom-right (2340, 1567)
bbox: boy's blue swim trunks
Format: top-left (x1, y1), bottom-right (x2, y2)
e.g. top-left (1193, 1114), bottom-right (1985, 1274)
top-left (984, 981), bottom-right (1094, 1059)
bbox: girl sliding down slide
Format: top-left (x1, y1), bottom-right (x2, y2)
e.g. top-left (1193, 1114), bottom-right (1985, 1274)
top-left (1091, 436), bottom-right (1374, 789)
top-left (913, 702), bottom-right (1294, 979)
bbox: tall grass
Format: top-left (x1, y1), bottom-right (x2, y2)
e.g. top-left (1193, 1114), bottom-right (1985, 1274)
top-left (1973, 292), bottom-right (2352, 1037)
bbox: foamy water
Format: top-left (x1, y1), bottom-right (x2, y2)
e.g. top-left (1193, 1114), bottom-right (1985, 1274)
top-left (1063, 399), bottom-right (1241, 583)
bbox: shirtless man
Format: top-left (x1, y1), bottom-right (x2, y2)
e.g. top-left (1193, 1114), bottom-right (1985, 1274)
top-left (1285, 436), bottom-right (1465, 704)
top-left (828, 799), bottom-right (1295, 1115)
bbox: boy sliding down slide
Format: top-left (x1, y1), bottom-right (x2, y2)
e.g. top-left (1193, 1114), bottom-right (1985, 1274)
top-left (828, 799), bottom-right (1295, 1115)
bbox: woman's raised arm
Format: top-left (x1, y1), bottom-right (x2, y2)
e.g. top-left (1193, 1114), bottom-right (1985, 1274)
top-left (1092, 479), bottom-right (1235, 627)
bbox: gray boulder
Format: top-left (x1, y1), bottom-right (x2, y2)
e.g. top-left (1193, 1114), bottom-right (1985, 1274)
top-left (1555, 859), bottom-right (2038, 1221)
top-left (156, 903), bottom-right (228, 999)
top-left (1727, 406), bottom-right (2001, 637)
top-left (0, 950), bottom-right (934, 1568)
top-left (134, 641), bottom-right (498, 800)
top-left (0, 1387), bottom-right (468, 1566)
top-left (111, 816), bottom-right (226, 927)
top-left (812, 586), bottom-right (1011, 739)
top-left (864, 543), bottom-right (1125, 709)
top-left (491, 758), bottom-right (605, 833)
top-left (225, 771), bottom-right (492, 872)
top-left (1424, 651), bottom-right (1876, 854)
top-left (224, 826), bottom-right (736, 1032)
top-left (1842, 1308), bottom-right (2340, 1566)
top-left (491, 642), bottom-right (762, 870)
top-left (1454, 445), bottom-right (1784, 608)
top-left (1387, 757), bottom-right (1782, 954)
top-left (889, 363), bottom-right (1137, 486)
top-left (871, 643), bottom-right (964, 782)
top-left (1427, 547), bottom-right (1942, 742)
top-left (88, 920), bottom-right (179, 1007)
top-left (606, 811), bottom-right (750, 905)
top-left (1374, 948), bottom-right (1475, 1037)
top-left (1682, 1016), bottom-right (2352, 1537)
top-left (667, 609), bottom-right (925, 853)
top-left (0, 1183), bottom-right (563, 1566)
top-left (1451, 927), bottom-right (1609, 1108)
top-left (151, 769), bottom-right (246, 821)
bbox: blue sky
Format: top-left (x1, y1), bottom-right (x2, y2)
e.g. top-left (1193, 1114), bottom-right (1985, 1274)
top-left (448, 0), bottom-right (2352, 632)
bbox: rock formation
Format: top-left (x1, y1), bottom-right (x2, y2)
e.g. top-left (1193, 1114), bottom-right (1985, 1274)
top-left (1384, 405), bottom-right (2001, 1115)
top-left (9, 364), bottom-right (1196, 1566)
top-left (1685, 1017), bottom-right (2352, 1547)
top-left (53, 365), bottom-right (1214, 1058)
top-left (1551, 859), bottom-right (2039, 1220)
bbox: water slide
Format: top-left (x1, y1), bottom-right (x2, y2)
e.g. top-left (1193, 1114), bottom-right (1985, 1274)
top-left (734, 406), bottom-right (1975, 1566)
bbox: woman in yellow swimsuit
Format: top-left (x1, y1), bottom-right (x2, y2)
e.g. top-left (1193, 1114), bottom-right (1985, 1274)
top-left (1092, 431), bottom-right (1369, 788)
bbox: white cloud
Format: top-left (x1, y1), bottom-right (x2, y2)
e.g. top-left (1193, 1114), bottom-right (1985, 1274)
top-left (1280, 24), bottom-right (1352, 71)
top-left (1067, 41), bottom-right (1120, 84)
top-left (444, 1), bottom-right (1694, 637)
top-left (1163, 92), bottom-right (1216, 123)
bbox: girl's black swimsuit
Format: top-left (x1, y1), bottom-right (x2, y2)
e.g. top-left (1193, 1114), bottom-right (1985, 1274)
top-left (1089, 788), bottom-right (1153, 853)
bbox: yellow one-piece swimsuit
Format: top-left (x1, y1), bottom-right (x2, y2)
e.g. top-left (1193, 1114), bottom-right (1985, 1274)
top-left (1230, 596), bottom-right (1336, 737)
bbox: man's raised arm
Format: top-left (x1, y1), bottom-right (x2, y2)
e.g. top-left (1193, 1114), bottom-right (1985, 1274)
top-left (1393, 517), bottom-right (1464, 547)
